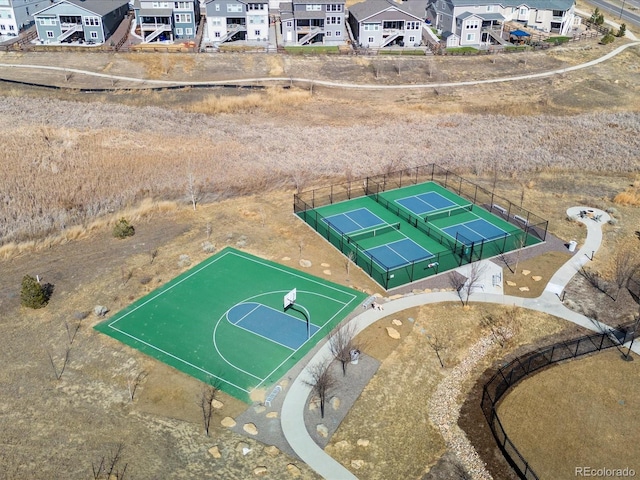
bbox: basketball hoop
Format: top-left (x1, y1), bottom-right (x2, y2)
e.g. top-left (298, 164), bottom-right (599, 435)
top-left (284, 288), bottom-right (297, 310)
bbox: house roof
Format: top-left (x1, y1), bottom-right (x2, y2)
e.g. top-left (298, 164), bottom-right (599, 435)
top-left (349, 0), bottom-right (423, 22)
top-left (35, 0), bottom-right (129, 16)
top-left (449, 0), bottom-right (573, 10)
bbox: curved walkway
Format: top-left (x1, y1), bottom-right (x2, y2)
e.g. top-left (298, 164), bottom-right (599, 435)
top-left (281, 206), bottom-right (637, 480)
top-left (0, 42), bottom-right (638, 90)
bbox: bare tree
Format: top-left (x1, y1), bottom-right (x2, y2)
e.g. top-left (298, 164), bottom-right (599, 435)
top-left (462, 262), bottom-right (486, 306)
top-left (199, 380), bottom-right (219, 436)
top-left (511, 231), bottom-right (529, 275)
top-left (426, 334), bottom-right (447, 368)
top-left (92, 443), bottom-right (128, 480)
top-left (298, 239), bottom-right (305, 260)
top-left (149, 247), bottom-right (158, 265)
top-left (329, 322), bottom-right (357, 376)
top-left (65, 318), bottom-right (82, 345)
top-left (372, 61), bottom-right (381, 79)
top-left (127, 370), bottom-right (148, 403)
top-left (47, 347), bottom-right (71, 380)
top-left (394, 58), bottom-right (403, 76)
top-left (186, 171), bottom-right (200, 211)
top-left (481, 307), bottom-right (519, 348)
top-left (345, 250), bottom-right (355, 280)
top-left (612, 250), bottom-right (639, 301)
top-left (304, 359), bottom-right (336, 418)
top-left (120, 266), bottom-right (132, 286)
top-left (448, 271), bottom-right (466, 306)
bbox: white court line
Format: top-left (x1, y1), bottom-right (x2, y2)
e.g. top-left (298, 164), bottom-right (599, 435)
top-left (228, 304), bottom-right (261, 326)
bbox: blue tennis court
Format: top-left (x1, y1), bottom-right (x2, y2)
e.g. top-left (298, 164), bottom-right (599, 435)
top-left (227, 302), bottom-right (320, 350)
top-left (396, 192), bottom-right (456, 216)
top-left (367, 238), bottom-right (434, 269)
top-left (442, 218), bottom-right (509, 245)
top-left (322, 208), bottom-right (385, 234)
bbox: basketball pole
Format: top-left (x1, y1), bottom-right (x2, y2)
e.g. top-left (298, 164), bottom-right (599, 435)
top-left (290, 304), bottom-right (311, 339)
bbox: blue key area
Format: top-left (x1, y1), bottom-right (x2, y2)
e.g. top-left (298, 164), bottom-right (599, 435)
top-left (227, 302), bottom-right (319, 350)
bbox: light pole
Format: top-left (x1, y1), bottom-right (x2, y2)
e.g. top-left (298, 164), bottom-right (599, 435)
top-left (619, 0), bottom-right (626, 19)
top-left (622, 314), bottom-right (639, 361)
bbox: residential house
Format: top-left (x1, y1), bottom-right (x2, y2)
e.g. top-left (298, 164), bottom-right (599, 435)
top-left (205, 0), bottom-right (269, 44)
top-left (280, 0), bottom-right (346, 45)
top-left (0, 0), bottom-right (46, 39)
top-left (426, 0), bottom-right (578, 47)
top-left (33, 0), bottom-right (129, 44)
top-left (349, 0), bottom-right (426, 48)
top-left (132, 0), bottom-right (201, 43)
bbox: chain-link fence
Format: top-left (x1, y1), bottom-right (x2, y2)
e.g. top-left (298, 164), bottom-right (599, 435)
top-left (481, 324), bottom-right (638, 479)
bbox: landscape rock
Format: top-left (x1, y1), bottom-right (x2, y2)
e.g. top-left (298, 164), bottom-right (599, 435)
top-left (236, 442), bottom-right (249, 453)
top-left (519, 286), bottom-right (530, 292)
top-left (253, 466), bottom-right (267, 476)
top-left (317, 424), bottom-right (329, 438)
top-left (321, 263), bottom-right (330, 267)
top-left (287, 463), bottom-right (302, 477)
top-left (264, 445), bottom-right (279, 457)
top-left (357, 438), bottom-right (370, 447)
top-left (323, 269), bottom-right (331, 275)
top-left (94, 305), bottom-right (108, 317)
top-left (330, 396), bottom-right (340, 410)
top-left (386, 327), bottom-right (401, 339)
top-left (243, 423), bottom-right (258, 435)
top-left (211, 399), bottom-right (224, 409)
top-left (532, 275), bottom-right (542, 282)
top-left (351, 460), bottom-right (365, 469)
top-left (221, 417), bottom-right (236, 428)
top-left (522, 269), bottom-right (531, 276)
top-left (299, 259), bottom-right (312, 268)
top-left (253, 405), bottom-right (266, 414)
top-left (178, 254), bottom-right (191, 267)
top-left (208, 446), bottom-right (221, 458)
top-left (334, 440), bottom-right (350, 449)
top-left (282, 256), bottom-right (291, 261)
top-left (266, 411), bottom-right (278, 419)
top-left (506, 281), bottom-right (517, 287)
top-left (392, 319), bottom-right (402, 326)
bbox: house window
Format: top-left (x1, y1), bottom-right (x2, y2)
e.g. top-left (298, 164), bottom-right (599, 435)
top-left (175, 13), bottom-right (192, 22)
top-left (186, 27), bottom-right (193, 34)
top-left (248, 3), bottom-right (264, 9)
top-left (409, 36), bottom-right (415, 42)
top-left (0, 25), bottom-right (4, 30)
top-left (327, 16), bottom-right (340, 25)
top-left (211, 18), bottom-right (222, 25)
top-left (152, 2), bottom-right (170, 7)
top-left (406, 21), bottom-right (419, 30)
top-left (335, 30), bottom-right (340, 36)
top-left (363, 23), bottom-right (379, 31)
top-left (8, 25), bottom-right (13, 30)
top-left (326, 30), bottom-right (331, 36)
top-left (367, 36), bottom-right (373, 43)
top-left (46, 30), bottom-right (54, 37)
top-left (90, 31), bottom-right (98, 38)
top-left (327, 4), bottom-right (342, 11)
top-left (466, 33), bottom-right (475, 41)
top-left (84, 16), bottom-right (100, 26)
top-left (520, 8), bottom-right (526, 15)
top-left (305, 4), bottom-right (321, 11)
top-left (552, 10), bottom-right (564, 16)
top-left (286, 21), bottom-right (292, 27)
top-left (215, 4), bottom-right (220, 10)
top-left (227, 4), bottom-right (242, 12)
top-left (174, 2), bottom-right (189, 8)
top-left (466, 21), bottom-right (478, 29)
top-left (254, 29), bottom-right (260, 35)
top-left (176, 27), bottom-right (183, 34)
top-left (214, 31), bottom-right (220, 37)
top-left (486, 5), bottom-right (493, 12)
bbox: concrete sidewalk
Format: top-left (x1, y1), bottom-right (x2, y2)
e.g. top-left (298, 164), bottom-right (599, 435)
top-left (280, 206), bottom-right (632, 480)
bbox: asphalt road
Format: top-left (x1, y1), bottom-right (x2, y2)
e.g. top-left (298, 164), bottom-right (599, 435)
top-left (586, 0), bottom-right (640, 28)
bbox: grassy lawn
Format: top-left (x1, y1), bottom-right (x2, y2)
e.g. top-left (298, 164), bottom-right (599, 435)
top-left (284, 45), bottom-right (340, 54)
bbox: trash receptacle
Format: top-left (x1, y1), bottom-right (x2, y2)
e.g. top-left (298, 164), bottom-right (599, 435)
top-left (568, 240), bottom-right (577, 252)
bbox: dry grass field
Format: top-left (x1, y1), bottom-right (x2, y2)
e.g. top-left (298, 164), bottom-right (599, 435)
top-left (497, 349), bottom-right (640, 480)
top-left (0, 39), bottom-right (639, 479)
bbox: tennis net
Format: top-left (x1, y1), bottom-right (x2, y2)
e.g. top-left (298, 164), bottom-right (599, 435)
top-left (346, 223), bottom-right (400, 243)
top-left (424, 204), bottom-right (473, 223)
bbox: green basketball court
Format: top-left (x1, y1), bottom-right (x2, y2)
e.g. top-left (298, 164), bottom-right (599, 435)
top-left (95, 247), bottom-right (367, 403)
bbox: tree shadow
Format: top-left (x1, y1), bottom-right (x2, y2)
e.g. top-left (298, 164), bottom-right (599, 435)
top-left (43, 283), bottom-right (55, 302)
